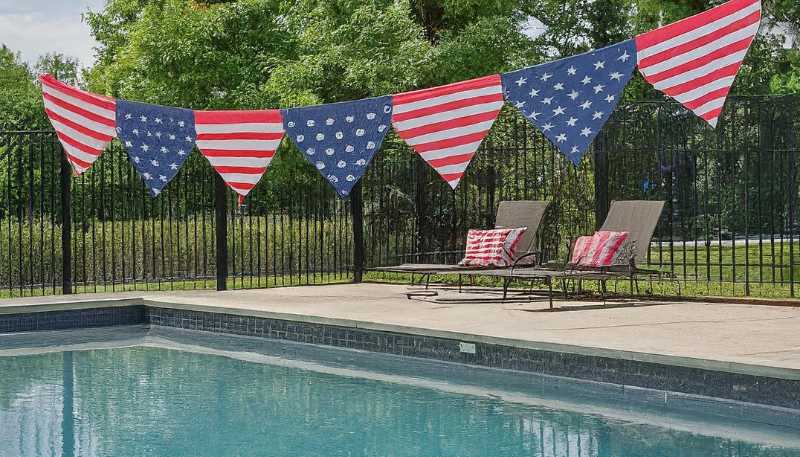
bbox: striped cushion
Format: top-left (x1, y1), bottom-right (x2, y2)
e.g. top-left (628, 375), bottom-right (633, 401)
top-left (460, 227), bottom-right (528, 267)
top-left (577, 231), bottom-right (631, 268)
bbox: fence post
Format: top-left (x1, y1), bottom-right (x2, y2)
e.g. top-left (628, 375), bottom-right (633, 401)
top-left (60, 151), bottom-right (72, 295)
top-left (593, 135), bottom-right (609, 231)
top-left (214, 174), bottom-right (228, 291)
top-left (351, 181), bottom-right (365, 283)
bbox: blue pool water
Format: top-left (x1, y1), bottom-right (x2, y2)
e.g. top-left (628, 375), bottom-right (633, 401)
top-left (1, 329), bottom-right (799, 457)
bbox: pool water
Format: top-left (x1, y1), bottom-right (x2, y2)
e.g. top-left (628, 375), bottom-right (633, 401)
top-left (1, 333), bottom-right (799, 457)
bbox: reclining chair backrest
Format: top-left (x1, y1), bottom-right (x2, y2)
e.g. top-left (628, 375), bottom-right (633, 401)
top-left (494, 201), bottom-right (551, 258)
top-left (600, 200), bottom-right (665, 264)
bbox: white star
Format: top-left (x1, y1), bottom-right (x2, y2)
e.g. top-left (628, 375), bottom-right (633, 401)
top-left (140, 115), bottom-right (147, 122)
top-left (170, 163), bottom-right (178, 170)
top-left (514, 101), bottom-right (526, 109)
top-left (155, 131), bottom-right (162, 138)
top-left (143, 172), bottom-right (151, 180)
top-left (567, 66), bottom-right (577, 76)
top-left (515, 76), bottom-right (527, 86)
top-left (552, 106), bottom-right (566, 116)
top-left (169, 134), bottom-right (176, 140)
top-left (609, 72), bottom-right (623, 81)
top-left (125, 141), bottom-right (133, 148)
top-left (593, 84), bottom-right (605, 94)
top-left (581, 76), bottom-right (592, 85)
top-left (132, 129), bottom-right (139, 136)
top-left (159, 175), bottom-right (167, 182)
top-left (581, 127), bottom-right (593, 137)
top-left (160, 147), bottom-right (168, 154)
top-left (580, 100), bottom-right (592, 110)
top-left (593, 60), bottom-right (605, 70)
top-left (125, 113), bottom-right (132, 120)
top-left (540, 72), bottom-right (553, 81)
top-left (150, 159), bottom-right (159, 167)
top-left (185, 136), bottom-right (193, 142)
top-left (542, 97), bottom-right (553, 105)
top-left (571, 146), bottom-right (580, 154)
top-left (605, 94), bottom-right (616, 103)
top-left (528, 111), bottom-right (541, 120)
top-left (153, 188), bottom-right (160, 195)
top-left (618, 50), bottom-right (631, 62)
top-left (553, 82), bottom-right (564, 91)
top-left (132, 156), bottom-right (140, 163)
top-left (556, 133), bottom-right (568, 143)
top-left (567, 90), bottom-right (579, 100)
top-left (154, 117), bottom-right (162, 124)
top-left (178, 150), bottom-right (186, 156)
top-left (542, 122), bottom-right (554, 132)
top-left (146, 131), bottom-right (152, 137)
top-left (593, 111), bottom-right (604, 120)
top-left (177, 121), bottom-right (185, 128)
top-left (566, 117), bottom-right (578, 127)
top-left (529, 88), bottom-right (539, 98)
top-left (140, 144), bottom-right (149, 152)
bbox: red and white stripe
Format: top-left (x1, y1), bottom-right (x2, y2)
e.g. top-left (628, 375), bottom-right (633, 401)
top-left (571, 231), bottom-right (630, 268)
top-left (460, 228), bottom-right (527, 267)
top-left (194, 110), bottom-right (284, 200)
top-left (635, 0), bottom-right (761, 128)
top-left (40, 74), bottom-right (116, 175)
top-left (392, 75), bottom-right (504, 189)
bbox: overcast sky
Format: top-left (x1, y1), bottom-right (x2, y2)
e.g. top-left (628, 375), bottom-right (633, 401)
top-left (0, 0), bottom-right (105, 68)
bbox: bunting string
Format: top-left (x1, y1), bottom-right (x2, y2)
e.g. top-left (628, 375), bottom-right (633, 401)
top-left (39, 0), bottom-right (762, 198)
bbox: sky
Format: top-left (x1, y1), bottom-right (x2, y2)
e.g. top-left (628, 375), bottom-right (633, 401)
top-left (0, 0), bottom-right (105, 68)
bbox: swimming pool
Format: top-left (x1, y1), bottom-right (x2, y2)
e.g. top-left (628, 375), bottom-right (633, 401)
top-left (1, 327), bottom-right (799, 457)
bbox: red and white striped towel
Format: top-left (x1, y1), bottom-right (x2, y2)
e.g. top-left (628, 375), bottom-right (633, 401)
top-left (460, 227), bottom-right (528, 267)
top-left (392, 75), bottom-right (504, 189)
top-left (40, 74), bottom-right (116, 175)
top-left (194, 110), bottom-right (285, 202)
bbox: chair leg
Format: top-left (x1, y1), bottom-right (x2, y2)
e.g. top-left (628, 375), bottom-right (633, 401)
top-left (458, 275), bottom-right (462, 293)
top-left (425, 274), bottom-right (431, 290)
top-left (548, 279), bottom-right (554, 310)
top-left (502, 278), bottom-right (511, 300)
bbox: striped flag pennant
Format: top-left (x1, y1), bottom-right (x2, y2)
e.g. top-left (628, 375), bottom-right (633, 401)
top-left (194, 110), bottom-right (285, 203)
top-left (635, 0), bottom-right (762, 128)
top-left (39, 74), bottom-right (117, 175)
top-left (392, 75), bottom-right (504, 189)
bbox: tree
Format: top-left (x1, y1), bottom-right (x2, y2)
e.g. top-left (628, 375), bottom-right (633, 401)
top-left (0, 45), bottom-right (45, 129)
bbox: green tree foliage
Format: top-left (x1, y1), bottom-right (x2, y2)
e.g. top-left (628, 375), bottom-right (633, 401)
top-left (0, 46), bottom-right (45, 129)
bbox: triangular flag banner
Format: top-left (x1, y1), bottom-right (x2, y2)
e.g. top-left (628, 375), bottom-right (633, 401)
top-left (283, 96), bottom-right (392, 198)
top-left (635, 0), bottom-right (762, 128)
top-left (194, 110), bottom-right (285, 203)
top-left (39, 74), bottom-right (117, 175)
top-left (502, 40), bottom-right (636, 165)
top-left (392, 75), bottom-right (504, 189)
top-left (116, 100), bottom-right (196, 196)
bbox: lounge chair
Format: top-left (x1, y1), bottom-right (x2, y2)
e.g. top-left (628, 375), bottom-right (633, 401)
top-left (460, 200), bottom-right (666, 308)
top-left (373, 200), bottom-right (551, 286)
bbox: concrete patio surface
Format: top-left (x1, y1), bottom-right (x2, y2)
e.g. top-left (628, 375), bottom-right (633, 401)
top-left (2, 283), bottom-right (799, 378)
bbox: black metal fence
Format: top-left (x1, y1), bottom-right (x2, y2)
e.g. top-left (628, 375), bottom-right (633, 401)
top-left (1, 96), bottom-right (798, 298)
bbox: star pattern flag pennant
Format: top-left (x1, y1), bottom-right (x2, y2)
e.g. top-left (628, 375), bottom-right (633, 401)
top-left (283, 96), bottom-right (392, 198)
top-left (116, 100), bottom-right (196, 196)
top-left (40, 74), bottom-right (117, 175)
top-left (194, 110), bottom-right (285, 203)
top-left (502, 40), bottom-right (636, 165)
top-left (635, 0), bottom-right (761, 128)
top-left (392, 75), bottom-right (504, 189)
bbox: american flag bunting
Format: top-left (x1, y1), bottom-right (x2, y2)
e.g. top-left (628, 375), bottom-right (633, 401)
top-left (283, 96), bottom-right (393, 198)
top-left (116, 100), bottom-right (196, 196)
top-left (502, 40), bottom-right (636, 165)
top-left (392, 75), bottom-right (504, 189)
top-left (635, 0), bottom-right (762, 127)
top-left (194, 110), bottom-right (285, 203)
top-left (40, 74), bottom-right (117, 175)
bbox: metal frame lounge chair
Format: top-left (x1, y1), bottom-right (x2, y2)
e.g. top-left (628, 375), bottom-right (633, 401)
top-left (373, 200), bottom-right (551, 287)
top-left (459, 200), bottom-right (667, 308)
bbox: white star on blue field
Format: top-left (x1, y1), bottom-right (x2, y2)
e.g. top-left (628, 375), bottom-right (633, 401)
top-left (502, 40), bottom-right (636, 165)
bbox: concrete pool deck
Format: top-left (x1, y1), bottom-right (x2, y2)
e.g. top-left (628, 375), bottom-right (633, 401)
top-left (1, 283), bottom-right (799, 379)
